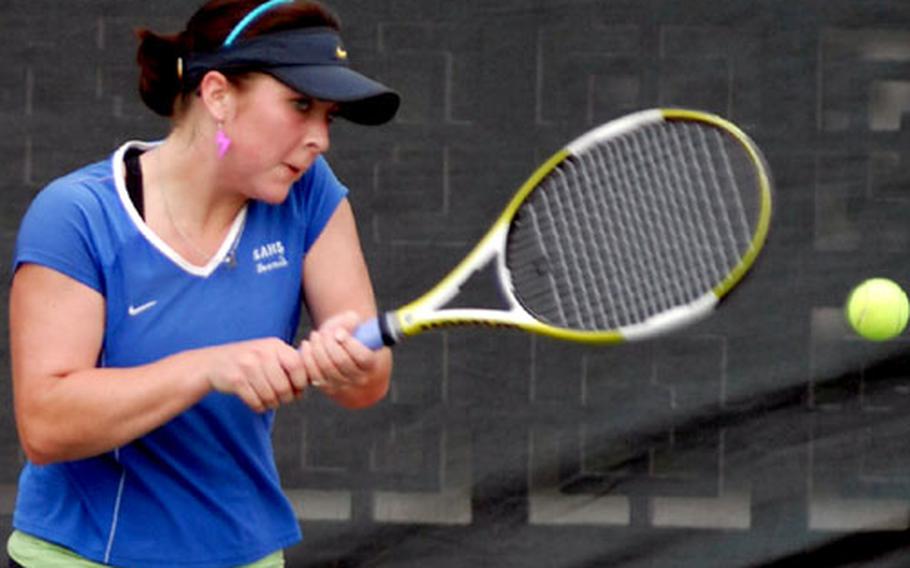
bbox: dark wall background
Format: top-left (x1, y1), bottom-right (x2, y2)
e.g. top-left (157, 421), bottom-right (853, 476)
top-left (4, 1), bottom-right (910, 566)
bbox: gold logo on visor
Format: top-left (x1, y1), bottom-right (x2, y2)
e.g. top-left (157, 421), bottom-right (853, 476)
top-left (335, 46), bottom-right (348, 60)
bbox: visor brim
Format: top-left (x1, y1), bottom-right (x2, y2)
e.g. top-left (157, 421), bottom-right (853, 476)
top-left (267, 65), bottom-right (400, 125)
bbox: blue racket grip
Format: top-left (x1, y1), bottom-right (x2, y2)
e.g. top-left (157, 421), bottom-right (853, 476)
top-left (353, 317), bottom-right (385, 350)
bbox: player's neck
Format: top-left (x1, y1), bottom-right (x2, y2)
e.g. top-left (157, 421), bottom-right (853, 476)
top-left (141, 135), bottom-right (246, 230)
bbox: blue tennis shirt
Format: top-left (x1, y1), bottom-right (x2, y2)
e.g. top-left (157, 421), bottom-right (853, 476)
top-left (11, 141), bottom-right (348, 567)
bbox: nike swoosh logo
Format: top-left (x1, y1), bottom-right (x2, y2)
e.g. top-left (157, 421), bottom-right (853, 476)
top-left (128, 301), bottom-right (158, 317)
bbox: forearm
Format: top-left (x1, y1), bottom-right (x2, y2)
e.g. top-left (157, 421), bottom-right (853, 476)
top-left (15, 349), bottom-right (211, 465)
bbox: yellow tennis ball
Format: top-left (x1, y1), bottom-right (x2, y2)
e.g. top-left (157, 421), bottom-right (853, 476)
top-left (845, 278), bottom-right (909, 341)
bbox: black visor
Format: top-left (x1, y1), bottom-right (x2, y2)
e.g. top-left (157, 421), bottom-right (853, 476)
top-left (184, 28), bottom-right (400, 125)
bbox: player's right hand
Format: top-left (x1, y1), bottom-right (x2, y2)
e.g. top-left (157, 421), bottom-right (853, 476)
top-left (199, 338), bottom-right (308, 413)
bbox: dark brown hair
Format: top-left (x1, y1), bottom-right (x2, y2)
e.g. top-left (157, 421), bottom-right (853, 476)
top-left (136, 0), bottom-right (340, 117)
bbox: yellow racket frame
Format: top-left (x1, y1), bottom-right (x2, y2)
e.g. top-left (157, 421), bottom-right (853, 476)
top-left (389, 109), bottom-right (773, 344)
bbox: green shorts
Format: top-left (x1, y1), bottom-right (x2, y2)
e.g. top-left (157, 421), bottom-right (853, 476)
top-left (7, 530), bottom-right (285, 567)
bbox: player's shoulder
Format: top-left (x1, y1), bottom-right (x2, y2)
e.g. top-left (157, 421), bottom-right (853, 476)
top-left (280, 155), bottom-right (344, 209)
top-left (35, 155), bottom-right (117, 213)
top-left (295, 155), bottom-right (337, 191)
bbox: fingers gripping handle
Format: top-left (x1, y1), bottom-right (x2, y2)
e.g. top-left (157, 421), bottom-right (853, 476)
top-left (353, 314), bottom-right (397, 350)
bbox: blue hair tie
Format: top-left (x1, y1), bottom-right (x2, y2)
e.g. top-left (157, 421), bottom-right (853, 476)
top-left (223, 0), bottom-right (294, 47)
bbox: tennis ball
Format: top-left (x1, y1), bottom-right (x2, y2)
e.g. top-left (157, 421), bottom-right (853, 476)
top-left (845, 278), bottom-right (909, 341)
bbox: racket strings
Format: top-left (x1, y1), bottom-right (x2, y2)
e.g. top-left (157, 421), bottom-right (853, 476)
top-left (507, 121), bottom-right (758, 331)
top-left (577, 152), bottom-right (634, 325)
top-left (636, 129), bottom-right (702, 305)
top-left (679, 128), bottom-right (740, 286)
top-left (678, 127), bottom-right (756, 285)
top-left (662, 127), bottom-right (727, 294)
top-left (531, 193), bottom-right (584, 325)
top-left (540, 172), bottom-right (601, 328)
top-left (612, 138), bottom-right (680, 313)
top-left (594, 143), bottom-right (664, 320)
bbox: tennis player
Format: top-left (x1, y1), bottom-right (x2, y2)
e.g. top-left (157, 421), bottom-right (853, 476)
top-left (7, 1), bottom-right (396, 566)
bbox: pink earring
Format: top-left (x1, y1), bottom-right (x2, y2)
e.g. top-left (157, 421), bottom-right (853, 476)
top-left (216, 123), bottom-right (232, 159)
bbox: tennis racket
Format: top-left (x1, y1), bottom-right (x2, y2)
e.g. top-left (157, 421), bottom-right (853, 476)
top-left (354, 108), bottom-right (772, 350)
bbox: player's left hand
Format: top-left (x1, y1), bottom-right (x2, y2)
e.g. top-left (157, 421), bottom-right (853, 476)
top-left (299, 310), bottom-right (379, 396)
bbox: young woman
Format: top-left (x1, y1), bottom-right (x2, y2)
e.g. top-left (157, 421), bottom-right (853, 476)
top-left (7, 1), bottom-right (396, 566)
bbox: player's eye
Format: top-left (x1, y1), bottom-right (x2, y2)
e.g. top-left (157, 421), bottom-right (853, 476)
top-left (293, 97), bottom-right (314, 113)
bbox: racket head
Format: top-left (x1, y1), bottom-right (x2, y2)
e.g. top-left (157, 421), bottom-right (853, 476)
top-left (498, 108), bottom-right (772, 343)
top-left (374, 108), bottom-right (772, 346)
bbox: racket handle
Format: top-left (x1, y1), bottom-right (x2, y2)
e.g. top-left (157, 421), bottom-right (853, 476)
top-left (353, 317), bottom-right (385, 350)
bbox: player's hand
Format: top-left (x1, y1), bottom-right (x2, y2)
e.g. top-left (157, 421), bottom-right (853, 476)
top-left (201, 338), bottom-right (308, 413)
top-left (299, 310), bottom-right (379, 396)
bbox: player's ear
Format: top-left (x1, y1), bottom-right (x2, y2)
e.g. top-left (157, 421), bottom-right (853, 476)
top-left (198, 70), bottom-right (234, 122)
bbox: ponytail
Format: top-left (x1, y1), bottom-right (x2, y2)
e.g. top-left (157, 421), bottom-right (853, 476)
top-left (135, 29), bottom-right (185, 117)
